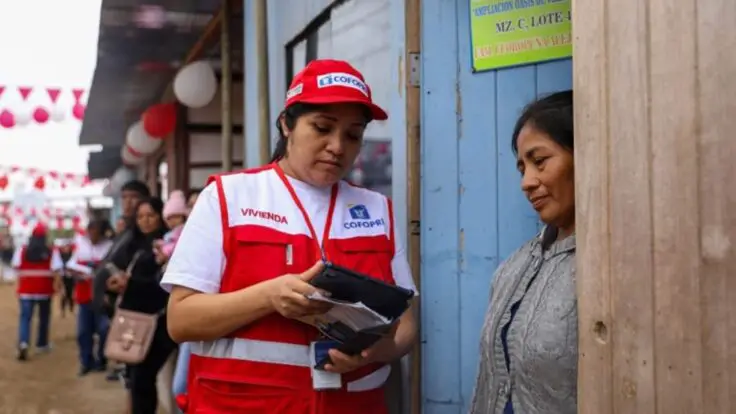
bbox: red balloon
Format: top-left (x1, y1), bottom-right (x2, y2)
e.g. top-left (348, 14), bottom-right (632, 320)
top-left (33, 107), bottom-right (50, 124)
top-left (72, 103), bottom-right (86, 120)
top-left (0, 110), bottom-right (14, 128)
top-left (0, 175), bottom-right (8, 190)
top-left (142, 103), bottom-right (177, 138)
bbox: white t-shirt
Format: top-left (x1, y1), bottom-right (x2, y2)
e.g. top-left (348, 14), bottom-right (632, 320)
top-left (12, 246), bottom-right (64, 271)
top-left (161, 177), bottom-right (417, 295)
top-left (66, 237), bottom-right (114, 278)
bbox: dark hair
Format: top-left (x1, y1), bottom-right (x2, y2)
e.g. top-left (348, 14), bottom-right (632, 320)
top-left (187, 188), bottom-right (202, 200)
top-left (269, 102), bottom-right (373, 163)
top-left (511, 90), bottom-right (573, 154)
top-left (24, 234), bottom-right (50, 262)
top-left (87, 218), bottom-right (112, 238)
top-left (121, 180), bottom-right (151, 198)
top-left (132, 197), bottom-right (166, 238)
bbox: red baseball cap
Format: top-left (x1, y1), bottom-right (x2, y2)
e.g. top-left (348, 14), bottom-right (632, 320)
top-left (32, 223), bottom-right (47, 237)
top-left (284, 59), bottom-right (388, 121)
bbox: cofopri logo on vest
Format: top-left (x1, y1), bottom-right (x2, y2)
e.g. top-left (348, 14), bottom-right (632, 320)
top-left (344, 204), bottom-right (385, 229)
top-left (240, 208), bottom-right (289, 224)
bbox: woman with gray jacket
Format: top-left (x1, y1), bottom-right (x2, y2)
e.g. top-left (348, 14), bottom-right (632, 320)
top-left (470, 90), bottom-right (576, 414)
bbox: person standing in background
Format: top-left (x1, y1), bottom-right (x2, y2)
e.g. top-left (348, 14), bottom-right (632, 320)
top-left (115, 197), bottom-right (175, 414)
top-left (12, 223), bottom-right (63, 361)
top-left (57, 239), bottom-right (76, 318)
top-left (93, 180), bottom-right (152, 386)
top-left (0, 233), bottom-right (15, 283)
top-left (152, 190), bottom-right (190, 414)
top-left (153, 190), bottom-right (188, 264)
top-left (67, 219), bottom-right (114, 376)
top-left (93, 180), bottom-right (151, 318)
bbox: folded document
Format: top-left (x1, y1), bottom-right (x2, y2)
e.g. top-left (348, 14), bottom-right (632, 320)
top-left (306, 291), bottom-right (391, 331)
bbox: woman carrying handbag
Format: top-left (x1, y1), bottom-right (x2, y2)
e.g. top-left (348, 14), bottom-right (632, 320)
top-left (105, 197), bottom-right (176, 414)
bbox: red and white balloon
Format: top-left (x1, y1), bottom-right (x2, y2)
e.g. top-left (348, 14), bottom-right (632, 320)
top-left (121, 144), bottom-right (145, 166)
top-left (125, 121), bottom-right (162, 156)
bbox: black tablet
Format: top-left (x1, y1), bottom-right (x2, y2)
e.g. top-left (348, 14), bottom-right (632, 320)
top-left (310, 261), bottom-right (414, 320)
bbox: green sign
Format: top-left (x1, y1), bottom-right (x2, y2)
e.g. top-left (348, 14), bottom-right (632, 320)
top-left (469, 0), bottom-right (572, 72)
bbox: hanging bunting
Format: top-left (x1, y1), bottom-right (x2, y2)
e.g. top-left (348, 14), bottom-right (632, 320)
top-left (0, 86), bottom-right (88, 126)
top-left (15, 86), bottom-right (33, 127)
top-left (0, 165), bottom-right (93, 191)
top-left (46, 88), bottom-right (61, 103)
top-left (72, 88), bottom-right (85, 102)
top-left (18, 86), bottom-right (33, 100)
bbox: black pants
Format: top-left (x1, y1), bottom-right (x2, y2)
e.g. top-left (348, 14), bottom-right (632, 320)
top-left (127, 314), bottom-right (176, 414)
top-left (61, 277), bottom-right (75, 314)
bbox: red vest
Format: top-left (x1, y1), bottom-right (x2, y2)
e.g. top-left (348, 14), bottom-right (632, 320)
top-left (184, 165), bottom-right (396, 414)
top-left (16, 247), bottom-right (55, 298)
top-left (74, 259), bottom-right (100, 305)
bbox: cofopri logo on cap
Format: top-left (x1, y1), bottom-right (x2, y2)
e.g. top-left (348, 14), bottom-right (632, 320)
top-left (316, 72), bottom-right (368, 96)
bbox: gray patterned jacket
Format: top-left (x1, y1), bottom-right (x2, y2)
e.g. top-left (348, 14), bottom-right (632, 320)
top-left (469, 228), bottom-right (577, 414)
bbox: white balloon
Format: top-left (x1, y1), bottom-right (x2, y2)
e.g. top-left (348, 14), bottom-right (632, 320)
top-left (110, 166), bottom-right (137, 193)
top-left (125, 121), bottom-right (162, 155)
top-left (174, 60), bottom-right (217, 108)
top-left (14, 104), bottom-right (33, 126)
top-left (121, 144), bottom-right (144, 166)
top-left (50, 105), bottom-right (66, 122)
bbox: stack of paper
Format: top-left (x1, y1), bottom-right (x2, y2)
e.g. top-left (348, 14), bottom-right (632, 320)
top-left (306, 291), bottom-right (391, 331)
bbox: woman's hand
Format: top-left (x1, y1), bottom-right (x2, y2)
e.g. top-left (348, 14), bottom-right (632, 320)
top-left (268, 261), bottom-right (333, 319)
top-left (154, 247), bottom-right (168, 265)
top-left (106, 272), bottom-right (129, 293)
top-left (323, 335), bottom-right (397, 374)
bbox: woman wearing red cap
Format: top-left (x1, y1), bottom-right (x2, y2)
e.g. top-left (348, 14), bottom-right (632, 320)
top-left (12, 223), bottom-right (63, 361)
top-left (161, 59), bottom-right (418, 413)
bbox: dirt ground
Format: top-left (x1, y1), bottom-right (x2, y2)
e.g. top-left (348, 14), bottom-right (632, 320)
top-left (0, 282), bottom-right (126, 414)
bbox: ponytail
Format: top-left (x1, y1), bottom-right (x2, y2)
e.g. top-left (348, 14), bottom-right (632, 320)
top-left (270, 104), bottom-right (304, 163)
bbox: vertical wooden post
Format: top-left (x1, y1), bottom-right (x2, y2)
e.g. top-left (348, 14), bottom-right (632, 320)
top-left (404, 0), bottom-right (421, 413)
top-left (575, 0), bottom-right (736, 413)
top-left (254, 0), bottom-right (271, 165)
top-left (220, 0), bottom-right (233, 172)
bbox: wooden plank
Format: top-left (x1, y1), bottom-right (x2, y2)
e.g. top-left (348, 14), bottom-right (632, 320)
top-left (605, 0), bottom-right (656, 412)
top-left (572, 0), bottom-right (613, 411)
top-left (696, 0), bottom-right (736, 412)
top-left (183, 0), bottom-right (244, 65)
top-left (578, 0), bottom-right (736, 411)
top-left (404, 0), bottom-right (421, 413)
top-left (419, 0), bottom-right (463, 411)
top-left (649, 1), bottom-right (703, 412)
